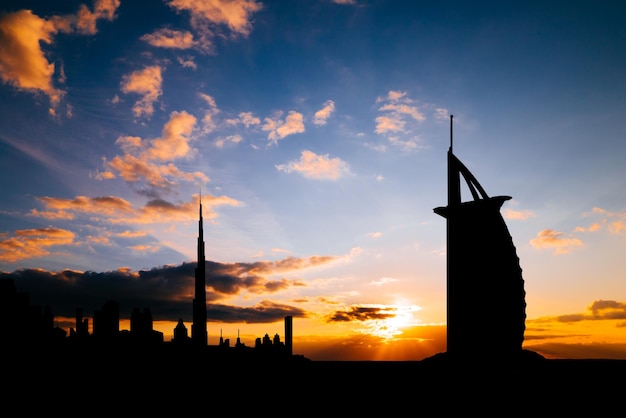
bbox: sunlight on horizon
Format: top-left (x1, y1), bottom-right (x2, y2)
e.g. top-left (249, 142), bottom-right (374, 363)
top-left (361, 303), bottom-right (423, 339)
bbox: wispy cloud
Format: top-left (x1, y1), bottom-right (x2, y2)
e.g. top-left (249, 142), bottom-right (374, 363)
top-left (374, 90), bottom-right (427, 151)
top-left (313, 100), bottom-right (335, 126)
top-left (504, 208), bottom-right (537, 220)
top-left (582, 207), bottom-right (626, 235)
top-left (141, 28), bottom-right (196, 49)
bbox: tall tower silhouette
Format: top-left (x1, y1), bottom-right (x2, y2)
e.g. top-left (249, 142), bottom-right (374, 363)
top-left (192, 195), bottom-right (208, 347)
top-left (433, 115), bottom-right (526, 363)
top-left (284, 315), bottom-right (293, 356)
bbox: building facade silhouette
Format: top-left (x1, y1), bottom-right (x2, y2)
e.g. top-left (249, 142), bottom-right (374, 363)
top-left (434, 116), bottom-right (526, 363)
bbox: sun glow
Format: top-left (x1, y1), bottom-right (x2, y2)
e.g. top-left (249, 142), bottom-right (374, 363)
top-left (365, 304), bottom-right (422, 339)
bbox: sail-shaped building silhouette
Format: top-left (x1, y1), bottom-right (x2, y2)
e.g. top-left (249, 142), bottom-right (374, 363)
top-left (433, 116), bottom-right (526, 363)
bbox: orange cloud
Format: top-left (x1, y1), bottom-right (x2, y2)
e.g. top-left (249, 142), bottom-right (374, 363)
top-left (168, 0), bottom-right (263, 36)
top-left (0, 227), bottom-right (76, 262)
top-left (0, 10), bottom-right (63, 106)
top-left (262, 110), bottom-right (305, 144)
top-left (130, 244), bottom-right (160, 253)
top-left (100, 111), bottom-right (208, 191)
top-left (69, 0), bottom-right (121, 35)
top-left (236, 112), bottom-right (261, 128)
top-left (313, 100), bottom-right (335, 126)
top-left (581, 207), bottom-right (626, 235)
top-left (30, 194), bottom-right (240, 226)
top-left (141, 28), bottom-right (196, 49)
top-left (0, 1), bottom-right (120, 110)
top-left (529, 229), bottom-right (584, 254)
top-left (374, 90), bottom-right (427, 151)
top-left (120, 65), bottom-right (163, 118)
top-left (148, 111), bottom-right (196, 160)
top-left (375, 115), bottom-right (405, 134)
top-left (87, 235), bottom-right (111, 245)
top-left (504, 208), bottom-right (536, 220)
top-left (28, 209), bottom-right (75, 220)
top-left (116, 230), bottom-right (147, 238)
top-left (275, 150), bottom-right (350, 180)
top-left (378, 103), bottom-right (425, 122)
top-left (220, 255), bottom-right (339, 278)
top-left (37, 195), bottom-right (134, 216)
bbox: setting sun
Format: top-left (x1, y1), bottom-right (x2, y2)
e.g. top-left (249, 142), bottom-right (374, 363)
top-left (361, 304), bottom-right (422, 339)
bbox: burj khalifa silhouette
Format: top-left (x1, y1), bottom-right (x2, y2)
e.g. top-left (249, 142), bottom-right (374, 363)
top-left (192, 193), bottom-right (208, 347)
top-left (433, 115), bottom-right (527, 365)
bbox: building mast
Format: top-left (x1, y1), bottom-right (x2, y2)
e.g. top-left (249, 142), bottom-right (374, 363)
top-left (192, 192), bottom-right (208, 346)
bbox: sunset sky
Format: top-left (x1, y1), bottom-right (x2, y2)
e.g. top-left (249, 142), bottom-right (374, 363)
top-left (2, 0), bottom-right (626, 361)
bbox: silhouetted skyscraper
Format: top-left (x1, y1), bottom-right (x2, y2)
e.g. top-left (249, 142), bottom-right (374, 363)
top-left (93, 300), bottom-right (119, 340)
top-left (434, 116), bottom-right (526, 362)
top-left (173, 319), bottom-right (189, 344)
top-left (192, 196), bottom-right (208, 346)
top-left (285, 315), bottom-right (293, 356)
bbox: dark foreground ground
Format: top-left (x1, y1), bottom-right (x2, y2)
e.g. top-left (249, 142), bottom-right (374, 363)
top-left (8, 348), bottom-right (626, 412)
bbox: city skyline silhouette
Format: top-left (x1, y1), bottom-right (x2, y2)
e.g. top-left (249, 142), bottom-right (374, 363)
top-left (3, 0), bottom-right (626, 366)
top-left (4, 115), bottom-right (626, 413)
top-left (2, 120), bottom-right (625, 363)
top-left (0, 117), bottom-right (607, 374)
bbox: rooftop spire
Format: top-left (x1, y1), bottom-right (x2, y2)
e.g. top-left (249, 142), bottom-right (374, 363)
top-left (450, 114), bottom-right (453, 152)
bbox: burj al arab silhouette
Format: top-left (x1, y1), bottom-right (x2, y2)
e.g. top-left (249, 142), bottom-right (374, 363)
top-left (434, 115), bottom-right (527, 364)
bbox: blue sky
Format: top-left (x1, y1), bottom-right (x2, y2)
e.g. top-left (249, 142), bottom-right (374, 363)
top-left (2, 0), bottom-right (626, 361)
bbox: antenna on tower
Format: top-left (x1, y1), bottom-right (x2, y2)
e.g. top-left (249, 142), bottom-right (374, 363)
top-left (450, 114), bottom-right (454, 152)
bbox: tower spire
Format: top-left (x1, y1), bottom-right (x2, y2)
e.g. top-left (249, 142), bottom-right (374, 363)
top-left (450, 114), bottom-right (453, 152)
top-left (192, 193), bottom-right (208, 346)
